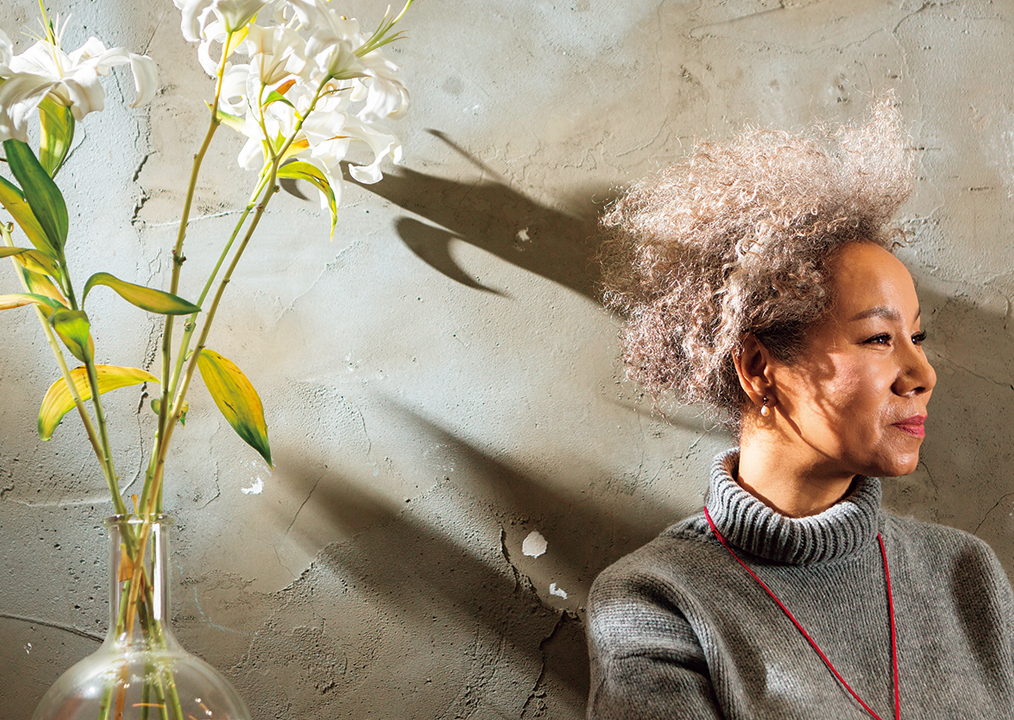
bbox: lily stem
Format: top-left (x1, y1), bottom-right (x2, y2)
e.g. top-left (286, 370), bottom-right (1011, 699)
top-left (143, 74), bottom-right (331, 516)
top-left (144, 32), bottom-right (232, 514)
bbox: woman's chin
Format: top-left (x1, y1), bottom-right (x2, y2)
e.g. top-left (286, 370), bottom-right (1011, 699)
top-left (873, 451), bottom-right (922, 479)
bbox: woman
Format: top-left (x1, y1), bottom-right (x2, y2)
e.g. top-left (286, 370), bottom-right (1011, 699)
top-left (586, 99), bottom-right (1014, 719)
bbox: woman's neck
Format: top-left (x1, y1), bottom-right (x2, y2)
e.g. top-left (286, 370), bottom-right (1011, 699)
top-left (737, 437), bottom-right (857, 518)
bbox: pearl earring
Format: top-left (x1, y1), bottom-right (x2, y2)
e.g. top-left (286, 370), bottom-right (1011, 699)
top-left (760, 397), bottom-right (770, 417)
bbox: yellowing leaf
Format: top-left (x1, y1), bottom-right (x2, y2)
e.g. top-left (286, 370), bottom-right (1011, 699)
top-left (0, 175), bottom-right (52, 256)
top-left (279, 137), bottom-right (310, 165)
top-left (38, 365), bottom-right (158, 440)
top-left (276, 160), bottom-right (337, 238)
top-left (0, 292), bottom-right (62, 312)
top-left (0, 246), bottom-right (60, 276)
top-left (197, 348), bottom-right (272, 467)
top-left (83, 272), bottom-right (201, 315)
top-left (24, 272), bottom-right (68, 308)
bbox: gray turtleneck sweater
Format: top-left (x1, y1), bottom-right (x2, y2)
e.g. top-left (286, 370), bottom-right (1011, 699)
top-left (586, 450), bottom-right (1014, 719)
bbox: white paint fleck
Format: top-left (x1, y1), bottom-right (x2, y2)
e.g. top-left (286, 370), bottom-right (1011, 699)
top-left (522, 530), bottom-right (547, 558)
top-left (549, 583), bottom-right (568, 599)
top-left (24, 642), bottom-right (31, 654)
top-left (241, 478), bottom-right (264, 495)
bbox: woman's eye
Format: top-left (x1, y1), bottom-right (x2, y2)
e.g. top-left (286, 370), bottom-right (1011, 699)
top-left (863, 334), bottom-right (891, 345)
top-left (912, 331), bottom-right (927, 345)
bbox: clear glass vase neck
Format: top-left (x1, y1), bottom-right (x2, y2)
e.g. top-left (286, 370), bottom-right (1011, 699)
top-left (32, 511), bottom-right (252, 719)
top-left (104, 515), bottom-right (180, 651)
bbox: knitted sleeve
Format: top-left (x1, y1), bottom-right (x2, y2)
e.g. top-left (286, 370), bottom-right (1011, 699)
top-left (586, 563), bottom-right (723, 719)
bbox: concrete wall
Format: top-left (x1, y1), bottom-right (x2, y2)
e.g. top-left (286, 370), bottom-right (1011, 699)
top-left (2, 0), bottom-right (1013, 717)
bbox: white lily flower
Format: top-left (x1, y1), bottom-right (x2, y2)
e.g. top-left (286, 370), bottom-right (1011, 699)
top-left (218, 62), bottom-right (254, 115)
top-left (177, 0), bottom-right (269, 79)
top-left (300, 94), bottom-right (401, 184)
top-left (195, 18), bottom-right (250, 78)
top-left (0, 36), bottom-right (157, 142)
top-left (206, 0), bottom-right (408, 208)
top-left (216, 0), bottom-right (272, 30)
top-left (338, 116), bottom-right (402, 184)
top-left (354, 61), bottom-right (409, 121)
top-left (283, 0), bottom-right (326, 27)
top-left (304, 11), bottom-right (366, 80)
top-left (313, 38), bottom-right (365, 83)
top-left (234, 93), bottom-right (302, 169)
top-left (299, 6), bottom-right (408, 119)
top-left (173, 0), bottom-right (269, 42)
top-left (245, 24), bottom-right (308, 86)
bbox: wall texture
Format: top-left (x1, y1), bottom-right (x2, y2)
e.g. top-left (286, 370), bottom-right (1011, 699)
top-left (2, 0), bottom-right (1014, 718)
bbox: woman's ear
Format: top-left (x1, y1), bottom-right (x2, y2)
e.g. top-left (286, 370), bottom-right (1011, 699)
top-left (734, 334), bottom-right (777, 412)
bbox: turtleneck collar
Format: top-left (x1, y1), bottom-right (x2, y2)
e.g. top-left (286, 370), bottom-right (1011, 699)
top-left (704, 449), bottom-right (883, 565)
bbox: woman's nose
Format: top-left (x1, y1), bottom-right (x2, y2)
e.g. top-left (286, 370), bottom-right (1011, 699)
top-left (895, 341), bottom-right (936, 397)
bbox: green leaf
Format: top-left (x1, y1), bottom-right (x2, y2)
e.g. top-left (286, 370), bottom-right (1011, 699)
top-left (276, 161), bottom-right (337, 238)
top-left (263, 90), bottom-right (295, 110)
top-left (83, 272), bottom-right (201, 315)
top-left (197, 348), bottom-right (272, 466)
top-left (38, 97), bottom-right (75, 178)
top-left (39, 365), bottom-right (157, 440)
top-left (0, 175), bottom-right (54, 257)
top-left (0, 292), bottom-right (63, 312)
top-left (3, 139), bottom-right (69, 254)
top-left (49, 309), bottom-right (93, 363)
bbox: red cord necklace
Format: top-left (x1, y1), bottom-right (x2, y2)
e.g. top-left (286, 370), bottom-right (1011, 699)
top-left (703, 507), bottom-right (900, 720)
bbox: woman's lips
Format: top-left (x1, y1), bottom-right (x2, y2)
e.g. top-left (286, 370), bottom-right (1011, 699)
top-left (893, 415), bottom-right (927, 438)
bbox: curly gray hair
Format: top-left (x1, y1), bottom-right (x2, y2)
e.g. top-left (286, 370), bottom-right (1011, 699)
top-left (599, 97), bottom-right (914, 430)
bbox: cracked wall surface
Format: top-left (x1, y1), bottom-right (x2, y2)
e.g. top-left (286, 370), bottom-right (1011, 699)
top-left (3, 1), bottom-right (1014, 718)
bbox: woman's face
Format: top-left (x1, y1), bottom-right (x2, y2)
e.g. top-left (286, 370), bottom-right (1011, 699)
top-left (771, 242), bottom-right (936, 480)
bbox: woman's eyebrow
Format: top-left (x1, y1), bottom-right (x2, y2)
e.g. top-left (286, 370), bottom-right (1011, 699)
top-left (848, 306), bottom-right (921, 322)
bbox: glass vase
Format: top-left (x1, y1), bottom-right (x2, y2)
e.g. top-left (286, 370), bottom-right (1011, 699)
top-left (31, 515), bottom-right (251, 720)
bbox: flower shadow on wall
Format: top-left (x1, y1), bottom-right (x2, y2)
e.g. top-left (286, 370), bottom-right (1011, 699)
top-left (231, 227), bottom-right (1014, 719)
top-left (348, 130), bottom-right (610, 300)
top-left (214, 398), bottom-right (660, 720)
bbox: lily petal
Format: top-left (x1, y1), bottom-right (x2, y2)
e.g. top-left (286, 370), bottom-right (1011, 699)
top-left (286, 0), bottom-right (324, 26)
top-left (175, 0), bottom-right (216, 42)
top-left (358, 73), bottom-right (409, 121)
top-left (346, 121), bottom-right (400, 184)
top-left (59, 72), bottom-right (106, 120)
top-left (214, 0), bottom-right (270, 32)
top-left (0, 73), bottom-right (57, 141)
top-left (128, 53), bottom-right (158, 106)
top-left (245, 24), bottom-right (307, 86)
top-left (68, 37), bottom-right (119, 69)
top-left (237, 136), bottom-right (265, 170)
